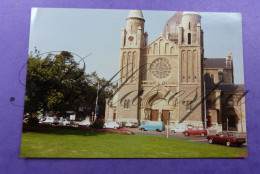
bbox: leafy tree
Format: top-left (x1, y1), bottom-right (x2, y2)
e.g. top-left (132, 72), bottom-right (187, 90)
top-left (24, 50), bottom-right (114, 119)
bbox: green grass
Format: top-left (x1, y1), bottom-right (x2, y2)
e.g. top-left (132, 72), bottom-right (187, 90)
top-left (20, 127), bottom-right (248, 158)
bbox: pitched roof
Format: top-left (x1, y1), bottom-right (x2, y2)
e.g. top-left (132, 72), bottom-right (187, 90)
top-left (204, 58), bottom-right (226, 68)
top-left (218, 84), bottom-right (245, 94)
top-left (205, 77), bottom-right (245, 94)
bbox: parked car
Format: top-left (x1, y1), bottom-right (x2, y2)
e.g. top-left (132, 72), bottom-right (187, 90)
top-left (182, 126), bottom-right (207, 136)
top-left (42, 117), bottom-right (59, 125)
top-left (125, 121), bottom-right (138, 128)
top-left (59, 119), bottom-right (70, 125)
top-left (104, 122), bottom-right (120, 129)
top-left (171, 126), bottom-right (188, 133)
top-left (76, 119), bottom-right (91, 126)
top-left (39, 118), bottom-right (44, 124)
top-left (139, 121), bottom-right (164, 132)
top-left (207, 132), bottom-right (246, 147)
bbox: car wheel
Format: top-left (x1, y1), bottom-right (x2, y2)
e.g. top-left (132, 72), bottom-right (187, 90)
top-left (185, 132), bottom-right (189, 136)
top-left (226, 141), bottom-right (231, 147)
top-left (208, 138), bottom-right (213, 144)
top-left (201, 132), bottom-right (205, 137)
top-left (103, 125), bottom-right (106, 129)
top-left (114, 126), bottom-right (117, 129)
top-left (171, 130), bottom-right (175, 133)
top-left (141, 128), bottom-right (144, 131)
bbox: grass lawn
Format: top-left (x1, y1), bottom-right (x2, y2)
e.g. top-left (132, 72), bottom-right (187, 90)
top-left (20, 127), bottom-right (248, 158)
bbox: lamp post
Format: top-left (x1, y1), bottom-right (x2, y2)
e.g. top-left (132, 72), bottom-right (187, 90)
top-left (227, 118), bottom-right (229, 131)
top-left (167, 112), bottom-right (170, 138)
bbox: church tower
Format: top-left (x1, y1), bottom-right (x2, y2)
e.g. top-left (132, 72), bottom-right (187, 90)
top-left (116, 10), bottom-right (147, 122)
top-left (177, 12), bottom-right (205, 125)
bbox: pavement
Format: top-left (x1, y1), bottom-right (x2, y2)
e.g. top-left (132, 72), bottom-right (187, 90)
top-left (123, 128), bottom-right (248, 150)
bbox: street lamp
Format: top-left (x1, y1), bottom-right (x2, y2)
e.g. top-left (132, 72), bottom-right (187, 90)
top-left (167, 112), bottom-right (171, 138)
top-left (227, 118), bottom-right (229, 131)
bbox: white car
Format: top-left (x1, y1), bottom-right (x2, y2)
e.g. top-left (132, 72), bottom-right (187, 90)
top-left (103, 122), bottom-right (120, 129)
top-left (42, 117), bottom-right (59, 125)
top-left (77, 120), bottom-right (91, 126)
top-left (171, 127), bottom-right (189, 133)
top-left (59, 119), bottom-right (70, 125)
top-left (125, 121), bottom-right (138, 128)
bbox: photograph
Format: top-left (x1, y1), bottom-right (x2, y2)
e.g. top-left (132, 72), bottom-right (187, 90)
top-left (20, 8), bottom-right (248, 158)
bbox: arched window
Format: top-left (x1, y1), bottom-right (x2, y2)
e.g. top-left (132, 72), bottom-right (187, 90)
top-left (124, 99), bottom-right (130, 109)
top-left (124, 100), bottom-right (127, 109)
top-left (188, 33), bottom-right (191, 44)
top-left (127, 100), bottom-right (130, 109)
top-left (218, 71), bottom-right (223, 82)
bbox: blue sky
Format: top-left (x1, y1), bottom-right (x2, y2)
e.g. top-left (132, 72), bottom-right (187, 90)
top-left (29, 8), bottom-right (244, 84)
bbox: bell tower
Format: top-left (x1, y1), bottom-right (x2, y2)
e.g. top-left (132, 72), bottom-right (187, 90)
top-left (117, 10), bottom-right (147, 122)
top-left (177, 12), bottom-right (205, 125)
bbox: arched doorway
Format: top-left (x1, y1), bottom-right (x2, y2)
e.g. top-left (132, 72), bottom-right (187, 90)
top-left (223, 107), bottom-right (239, 131)
top-left (151, 99), bottom-right (171, 125)
top-left (113, 110), bottom-right (116, 121)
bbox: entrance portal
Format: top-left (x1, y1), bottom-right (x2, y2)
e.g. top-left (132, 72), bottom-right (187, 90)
top-left (162, 110), bottom-right (170, 125)
top-left (151, 110), bottom-right (159, 121)
top-left (150, 99), bottom-right (172, 124)
top-left (223, 107), bottom-right (239, 131)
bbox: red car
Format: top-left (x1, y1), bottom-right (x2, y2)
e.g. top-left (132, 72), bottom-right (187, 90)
top-left (207, 132), bottom-right (246, 147)
top-left (182, 126), bottom-right (207, 136)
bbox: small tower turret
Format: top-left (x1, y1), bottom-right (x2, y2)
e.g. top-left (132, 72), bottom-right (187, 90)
top-left (123, 10), bottom-right (145, 48)
top-left (181, 12), bottom-right (201, 45)
top-left (226, 52), bottom-right (233, 69)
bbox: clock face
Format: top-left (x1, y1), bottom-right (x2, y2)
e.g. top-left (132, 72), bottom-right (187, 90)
top-left (151, 58), bottom-right (171, 79)
top-left (128, 36), bottom-right (134, 42)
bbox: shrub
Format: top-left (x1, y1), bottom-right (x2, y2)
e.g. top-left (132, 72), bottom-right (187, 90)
top-left (91, 119), bottom-right (104, 129)
top-left (28, 116), bottom-right (39, 125)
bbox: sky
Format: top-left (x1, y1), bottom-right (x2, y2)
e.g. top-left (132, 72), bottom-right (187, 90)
top-left (29, 8), bottom-right (244, 84)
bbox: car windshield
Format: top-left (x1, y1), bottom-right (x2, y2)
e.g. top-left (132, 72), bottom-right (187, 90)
top-left (227, 132), bottom-right (239, 137)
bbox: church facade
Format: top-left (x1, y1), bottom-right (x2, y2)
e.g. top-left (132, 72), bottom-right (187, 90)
top-left (105, 10), bottom-right (247, 133)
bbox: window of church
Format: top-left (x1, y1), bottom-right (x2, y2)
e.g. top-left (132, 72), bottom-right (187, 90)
top-left (186, 101), bottom-right (191, 111)
top-left (228, 100), bottom-right (234, 106)
top-left (218, 71), bottom-right (223, 82)
top-left (124, 99), bottom-right (130, 110)
top-left (151, 58), bottom-right (171, 79)
top-left (188, 33), bottom-right (191, 44)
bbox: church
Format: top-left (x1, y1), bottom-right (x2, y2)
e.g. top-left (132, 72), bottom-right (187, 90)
top-left (105, 10), bottom-right (246, 133)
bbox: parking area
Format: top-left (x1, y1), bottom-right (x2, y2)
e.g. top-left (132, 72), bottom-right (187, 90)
top-left (124, 128), bottom-right (247, 150)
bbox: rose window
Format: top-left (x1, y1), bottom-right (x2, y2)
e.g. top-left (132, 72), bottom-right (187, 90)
top-left (151, 58), bottom-right (171, 79)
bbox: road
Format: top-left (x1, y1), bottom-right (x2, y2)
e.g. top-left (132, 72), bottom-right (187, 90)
top-left (124, 128), bottom-right (248, 150)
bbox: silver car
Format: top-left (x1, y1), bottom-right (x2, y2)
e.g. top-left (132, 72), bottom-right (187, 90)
top-left (171, 127), bottom-right (189, 133)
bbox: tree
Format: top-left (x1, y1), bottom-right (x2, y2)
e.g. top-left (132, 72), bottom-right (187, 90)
top-left (24, 50), bottom-right (114, 118)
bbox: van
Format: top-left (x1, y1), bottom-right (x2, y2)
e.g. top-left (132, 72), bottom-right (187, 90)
top-left (139, 121), bottom-right (164, 132)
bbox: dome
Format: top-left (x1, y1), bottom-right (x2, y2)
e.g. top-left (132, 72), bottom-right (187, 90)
top-left (163, 11), bottom-right (183, 40)
top-left (127, 10), bottom-right (144, 20)
top-left (183, 11), bottom-right (200, 15)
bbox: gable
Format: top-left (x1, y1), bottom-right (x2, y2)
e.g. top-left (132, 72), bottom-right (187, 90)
top-left (146, 35), bottom-right (178, 56)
